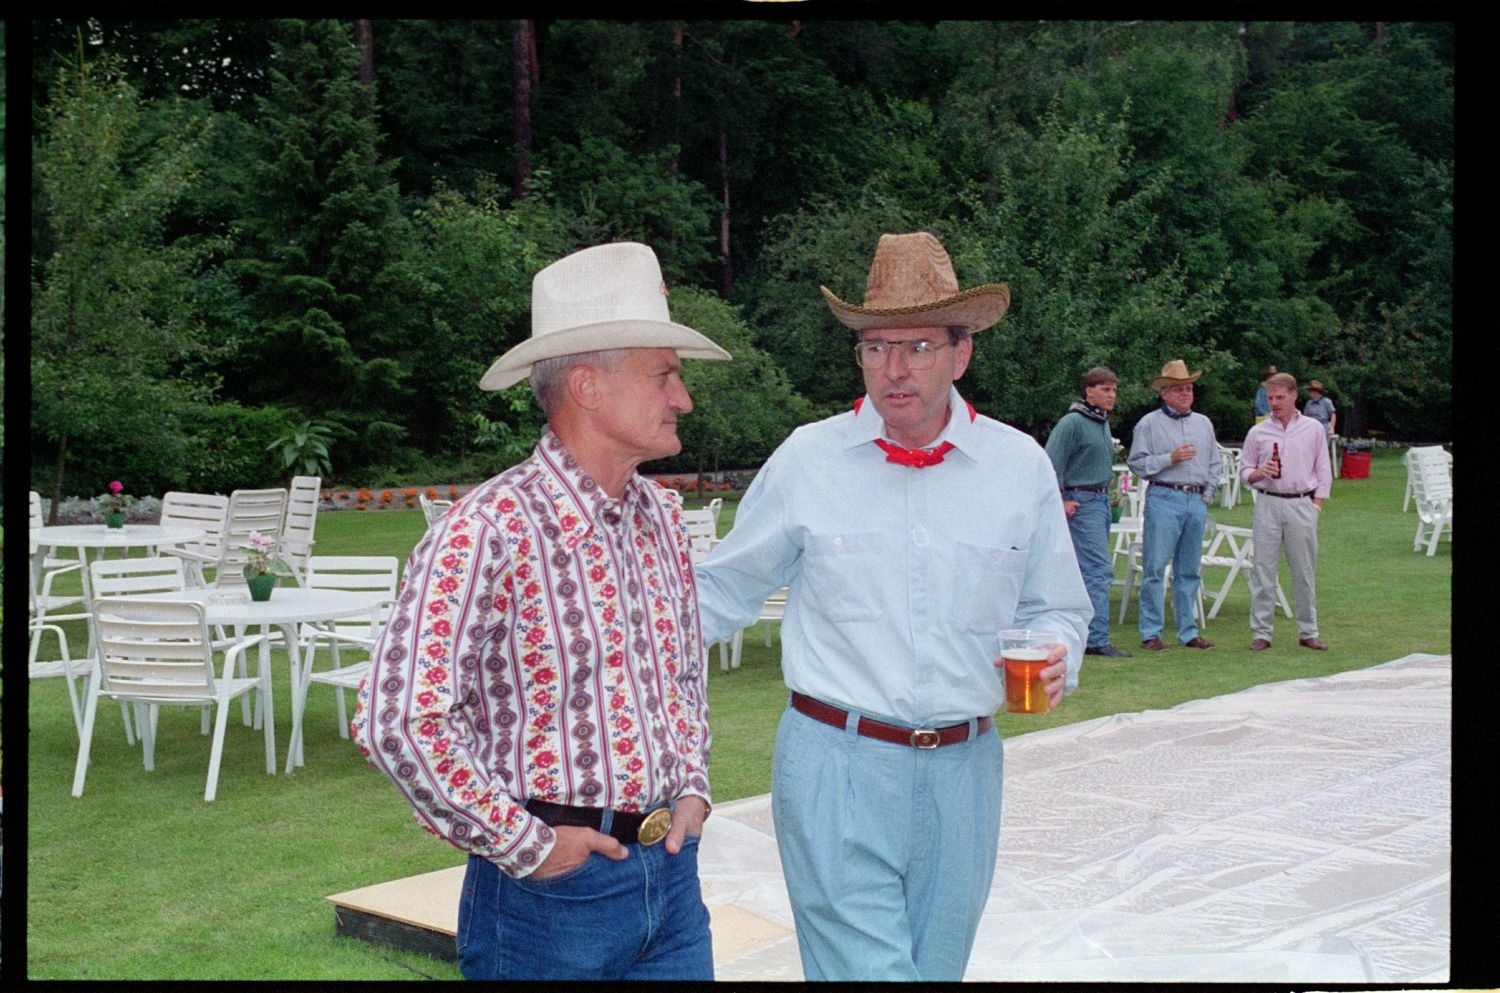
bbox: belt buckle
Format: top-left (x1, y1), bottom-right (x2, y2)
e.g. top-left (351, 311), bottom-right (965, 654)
top-left (637, 807), bottom-right (673, 846)
top-left (910, 728), bottom-right (941, 749)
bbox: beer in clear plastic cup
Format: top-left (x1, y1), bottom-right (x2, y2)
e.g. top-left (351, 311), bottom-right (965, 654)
top-left (999, 629), bottom-right (1056, 714)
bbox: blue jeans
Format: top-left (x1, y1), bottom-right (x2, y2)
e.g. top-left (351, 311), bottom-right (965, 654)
top-left (1138, 486), bottom-right (1206, 645)
top-left (1063, 488), bottom-right (1111, 647)
top-left (456, 826), bottom-right (713, 980)
top-left (771, 702), bottom-right (1003, 981)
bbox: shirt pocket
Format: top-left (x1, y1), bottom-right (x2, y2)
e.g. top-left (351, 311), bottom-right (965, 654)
top-left (801, 532), bottom-right (884, 623)
top-left (953, 541), bottom-right (1029, 635)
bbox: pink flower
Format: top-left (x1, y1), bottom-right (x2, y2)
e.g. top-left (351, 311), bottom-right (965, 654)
top-left (109, 480), bottom-right (124, 495)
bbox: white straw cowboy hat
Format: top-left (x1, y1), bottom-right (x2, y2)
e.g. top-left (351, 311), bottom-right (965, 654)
top-left (819, 232), bottom-right (1010, 333)
top-left (1150, 359), bottom-right (1204, 389)
top-left (480, 242), bottom-right (730, 391)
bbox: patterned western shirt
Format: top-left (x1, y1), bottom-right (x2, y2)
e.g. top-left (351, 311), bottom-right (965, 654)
top-left (352, 429), bottom-right (712, 878)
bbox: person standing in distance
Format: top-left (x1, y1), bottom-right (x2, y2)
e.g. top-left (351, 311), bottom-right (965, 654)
top-left (1045, 366), bottom-right (1132, 658)
top-left (1241, 371), bottom-right (1332, 652)
top-left (1127, 360), bottom-right (1221, 652)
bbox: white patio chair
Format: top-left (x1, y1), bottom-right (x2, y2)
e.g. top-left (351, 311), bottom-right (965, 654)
top-left (30, 491), bottom-right (87, 637)
top-left (217, 488), bottom-right (289, 587)
top-left (288, 556), bottom-right (400, 766)
top-left (1411, 453), bottom-right (1452, 556)
top-left (72, 597), bottom-right (271, 802)
top-left (706, 497), bottom-right (724, 527)
top-left (29, 557), bottom-right (91, 739)
top-left (419, 493), bottom-right (454, 524)
top-left (722, 587), bottom-right (790, 672)
top-left (1217, 446), bottom-right (1242, 508)
top-left (1403, 446), bottom-right (1449, 512)
top-left (1199, 523), bottom-right (1292, 621)
top-left (156, 491), bottom-right (230, 586)
top-left (279, 475), bottom-right (322, 586)
top-left (92, 555), bottom-right (205, 740)
top-left (681, 507), bottom-right (719, 557)
top-left (1117, 522), bottom-right (1206, 629)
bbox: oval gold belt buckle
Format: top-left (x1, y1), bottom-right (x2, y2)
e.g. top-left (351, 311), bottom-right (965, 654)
top-left (637, 807), bottom-right (673, 846)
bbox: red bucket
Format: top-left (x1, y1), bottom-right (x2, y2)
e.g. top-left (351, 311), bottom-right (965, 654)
top-left (1341, 450), bottom-right (1371, 479)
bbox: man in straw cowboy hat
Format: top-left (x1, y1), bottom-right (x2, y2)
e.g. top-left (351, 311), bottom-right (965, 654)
top-left (696, 232), bottom-right (1091, 981)
top-left (1127, 359), bottom-right (1222, 652)
top-left (354, 242), bottom-right (729, 980)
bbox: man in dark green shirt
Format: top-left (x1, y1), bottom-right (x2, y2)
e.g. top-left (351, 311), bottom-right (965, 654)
top-left (1045, 367), bottom-right (1131, 657)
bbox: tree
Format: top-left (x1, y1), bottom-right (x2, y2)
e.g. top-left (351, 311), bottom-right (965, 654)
top-left (32, 54), bottom-right (219, 513)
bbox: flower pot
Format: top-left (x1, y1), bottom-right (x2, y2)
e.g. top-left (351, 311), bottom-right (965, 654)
top-left (246, 572), bottom-right (278, 602)
top-left (104, 512), bottom-right (126, 529)
top-left (1110, 503), bottom-right (1123, 524)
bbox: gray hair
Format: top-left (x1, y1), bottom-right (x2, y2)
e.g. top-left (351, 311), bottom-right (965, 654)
top-left (530, 348), bottom-right (636, 417)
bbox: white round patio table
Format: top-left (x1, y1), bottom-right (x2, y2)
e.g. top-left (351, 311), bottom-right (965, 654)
top-left (128, 586), bottom-right (390, 775)
top-left (31, 524), bottom-right (210, 602)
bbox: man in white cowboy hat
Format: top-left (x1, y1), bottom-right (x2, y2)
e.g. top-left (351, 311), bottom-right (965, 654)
top-left (1126, 359), bottom-right (1222, 652)
top-left (695, 231), bottom-right (1091, 981)
top-left (353, 241), bottom-right (730, 980)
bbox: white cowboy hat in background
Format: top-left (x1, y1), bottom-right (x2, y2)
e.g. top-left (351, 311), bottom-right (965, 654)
top-left (480, 241), bottom-right (731, 391)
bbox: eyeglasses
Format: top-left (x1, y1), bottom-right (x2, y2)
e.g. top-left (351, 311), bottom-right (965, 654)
top-left (854, 338), bottom-right (951, 370)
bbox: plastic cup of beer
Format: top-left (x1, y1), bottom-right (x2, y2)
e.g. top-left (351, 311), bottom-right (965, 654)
top-left (999, 629), bottom-right (1056, 715)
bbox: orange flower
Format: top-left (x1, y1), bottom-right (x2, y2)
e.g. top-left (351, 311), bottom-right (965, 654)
top-left (426, 486), bottom-right (438, 499)
top-left (356, 501), bottom-right (368, 511)
top-left (381, 489), bottom-right (394, 503)
top-left (449, 486), bottom-right (460, 498)
top-left (402, 487), bottom-right (418, 497)
top-left (358, 488), bottom-right (373, 501)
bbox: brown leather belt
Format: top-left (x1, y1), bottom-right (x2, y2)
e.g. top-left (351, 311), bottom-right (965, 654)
top-left (1063, 484), bottom-right (1108, 493)
top-left (790, 692), bottom-right (991, 749)
top-left (1260, 490), bottom-right (1315, 499)
top-left (524, 799), bottom-right (673, 846)
top-left (1150, 481), bottom-right (1204, 494)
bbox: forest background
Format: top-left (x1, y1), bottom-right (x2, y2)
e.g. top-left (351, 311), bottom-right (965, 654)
top-left (24, 19), bottom-right (1453, 510)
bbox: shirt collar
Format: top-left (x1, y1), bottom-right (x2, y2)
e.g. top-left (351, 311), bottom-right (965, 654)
top-left (845, 386), bottom-right (979, 461)
top-left (533, 429), bottom-right (658, 545)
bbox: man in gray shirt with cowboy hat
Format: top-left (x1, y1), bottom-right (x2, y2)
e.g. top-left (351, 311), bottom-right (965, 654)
top-left (354, 241), bottom-right (730, 980)
top-left (1127, 359), bottom-right (1221, 652)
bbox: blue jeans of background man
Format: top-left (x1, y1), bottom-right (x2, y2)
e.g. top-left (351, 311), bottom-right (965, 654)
top-left (771, 701), bottom-right (1004, 981)
top-left (1138, 485), bottom-right (1207, 645)
top-left (1063, 487), bottom-right (1111, 647)
top-left (455, 826), bottom-right (713, 980)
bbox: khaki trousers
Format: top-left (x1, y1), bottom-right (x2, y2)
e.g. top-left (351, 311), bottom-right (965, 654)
top-left (1250, 494), bottom-right (1319, 641)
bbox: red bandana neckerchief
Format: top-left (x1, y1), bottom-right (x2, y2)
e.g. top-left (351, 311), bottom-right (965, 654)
top-left (854, 397), bottom-right (976, 469)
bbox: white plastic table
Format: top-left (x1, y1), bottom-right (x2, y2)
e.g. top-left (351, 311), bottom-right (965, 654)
top-left (30, 524), bottom-right (209, 602)
top-left (130, 586), bottom-right (389, 774)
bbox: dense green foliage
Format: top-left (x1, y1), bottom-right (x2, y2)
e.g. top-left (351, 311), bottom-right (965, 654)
top-left (29, 19), bottom-right (1452, 499)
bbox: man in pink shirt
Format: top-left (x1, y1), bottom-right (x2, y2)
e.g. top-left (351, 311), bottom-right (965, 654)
top-left (1239, 372), bottom-right (1333, 651)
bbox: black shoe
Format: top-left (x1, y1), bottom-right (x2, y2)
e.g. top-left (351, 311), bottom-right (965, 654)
top-left (1140, 637), bottom-right (1168, 652)
top-left (1085, 644), bottom-right (1133, 658)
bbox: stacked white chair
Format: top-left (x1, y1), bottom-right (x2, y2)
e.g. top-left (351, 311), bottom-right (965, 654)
top-left (217, 488), bottom-right (289, 587)
top-left (419, 493), bottom-right (455, 524)
top-left (156, 491), bottom-right (230, 587)
top-left (1198, 523), bottom-right (1293, 621)
top-left (1410, 448), bottom-right (1452, 555)
top-left (279, 475), bottom-right (322, 586)
top-left (72, 598), bottom-right (271, 802)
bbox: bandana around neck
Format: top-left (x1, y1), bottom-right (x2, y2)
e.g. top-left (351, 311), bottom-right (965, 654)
top-left (853, 395), bottom-right (976, 468)
top-left (1161, 403), bottom-right (1192, 420)
top-left (1069, 399), bottom-right (1109, 423)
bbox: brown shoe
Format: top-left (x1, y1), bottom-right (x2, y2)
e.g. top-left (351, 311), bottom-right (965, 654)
top-left (1182, 636), bottom-right (1215, 649)
top-left (1299, 637), bottom-right (1329, 651)
top-left (1249, 638), bottom-right (1272, 652)
top-left (1140, 637), bottom-right (1168, 651)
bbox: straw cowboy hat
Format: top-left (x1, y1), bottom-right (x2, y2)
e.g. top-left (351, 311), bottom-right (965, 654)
top-left (1306, 379), bottom-right (1326, 394)
top-left (1150, 359), bottom-right (1203, 389)
top-left (820, 232), bottom-right (1010, 333)
top-left (479, 242), bottom-right (730, 391)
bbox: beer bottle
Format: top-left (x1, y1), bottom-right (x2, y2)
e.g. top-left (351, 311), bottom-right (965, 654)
top-left (1269, 442), bottom-right (1281, 479)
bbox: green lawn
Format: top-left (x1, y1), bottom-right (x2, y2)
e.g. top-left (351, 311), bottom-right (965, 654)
top-left (23, 448), bottom-right (1449, 979)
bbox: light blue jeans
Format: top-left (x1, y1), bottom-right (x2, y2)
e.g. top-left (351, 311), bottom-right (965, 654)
top-left (772, 701), bottom-right (1003, 981)
top-left (456, 826), bottom-right (713, 980)
top-left (1063, 488), bottom-right (1112, 647)
top-left (1138, 485), bottom-right (1207, 645)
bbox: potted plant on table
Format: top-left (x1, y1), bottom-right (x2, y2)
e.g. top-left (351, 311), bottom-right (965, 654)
top-left (242, 530), bottom-right (293, 601)
top-left (97, 480), bottom-right (134, 529)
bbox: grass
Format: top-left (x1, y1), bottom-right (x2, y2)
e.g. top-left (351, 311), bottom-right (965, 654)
top-left (23, 449), bottom-right (1449, 979)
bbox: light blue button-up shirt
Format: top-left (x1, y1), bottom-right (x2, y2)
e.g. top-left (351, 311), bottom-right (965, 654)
top-left (696, 387), bottom-right (1092, 726)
